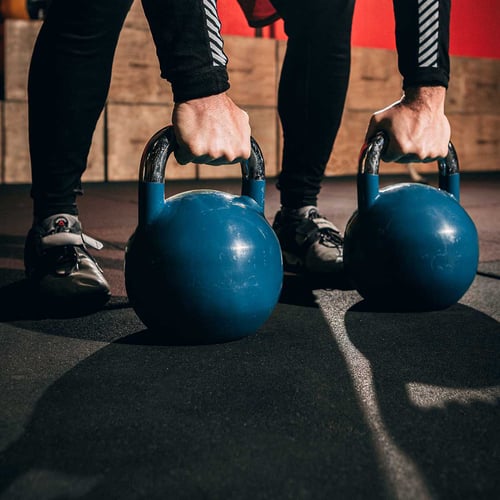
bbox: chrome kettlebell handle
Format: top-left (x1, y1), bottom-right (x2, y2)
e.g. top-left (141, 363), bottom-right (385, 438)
top-left (357, 132), bottom-right (461, 210)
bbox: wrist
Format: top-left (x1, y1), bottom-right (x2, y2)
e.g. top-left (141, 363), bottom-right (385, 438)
top-left (175, 92), bottom-right (228, 111)
top-left (402, 86), bottom-right (446, 112)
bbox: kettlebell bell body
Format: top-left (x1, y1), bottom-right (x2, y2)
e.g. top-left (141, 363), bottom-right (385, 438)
top-left (344, 133), bottom-right (479, 311)
top-left (124, 127), bottom-right (283, 343)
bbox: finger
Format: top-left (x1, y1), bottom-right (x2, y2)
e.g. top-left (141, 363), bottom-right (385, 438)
top-left (390, 154), bottom-right (440, 164)
top-left (421, 156), bottom-right (441, 163)
top-left (174, 151), bottom-right (244, 167)
top-left (203, 157), bottom-right (242, 166)
top-left (390, 153), bottom-right (421, 164)
top-left (173, 147), bottom-right (195, 165)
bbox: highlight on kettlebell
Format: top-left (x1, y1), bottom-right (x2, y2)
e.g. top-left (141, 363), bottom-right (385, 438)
top-left (343, 132), bottom-right (479, 311)
top-left (124, 126), bottom-right (284, 344)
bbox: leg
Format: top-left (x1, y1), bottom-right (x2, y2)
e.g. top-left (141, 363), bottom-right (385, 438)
top-left (25, 0), bottom-right (133, 310)
top-left (28, 0), bottom-right (133, 220)
top-left (272, 0), bottom-right (355, 208)
top-left (270, 0), bottom-right (355, 274)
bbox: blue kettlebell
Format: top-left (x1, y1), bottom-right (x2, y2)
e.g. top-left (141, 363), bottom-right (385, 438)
top-left (124, 126), bottom-right (283, 343)
top-left (343, 132), bottom-right (479, 311)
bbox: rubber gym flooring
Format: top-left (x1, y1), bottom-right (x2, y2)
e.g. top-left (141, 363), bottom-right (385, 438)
top-left (0, 173), bottom-right (499, 499)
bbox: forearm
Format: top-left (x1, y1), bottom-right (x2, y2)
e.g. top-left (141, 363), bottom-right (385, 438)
top-left (393, 0), bottom-right (451, 89)
top-left (141, 0), bottom-right (230, 102)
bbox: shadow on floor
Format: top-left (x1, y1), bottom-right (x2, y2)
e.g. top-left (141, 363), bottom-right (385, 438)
top-left (344, 301), bottom-right (500, 498)
top-left (0, 299), bottom-right (388, 499)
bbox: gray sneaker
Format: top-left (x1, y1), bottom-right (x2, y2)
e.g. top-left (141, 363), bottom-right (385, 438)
top-left (24, 214), bottom-right (111, 311)
top-left (272, 206), bottom-right (343, 274)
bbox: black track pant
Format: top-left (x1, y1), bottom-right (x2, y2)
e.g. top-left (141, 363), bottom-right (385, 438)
top-left (270, 0), bottom-right (356, 208)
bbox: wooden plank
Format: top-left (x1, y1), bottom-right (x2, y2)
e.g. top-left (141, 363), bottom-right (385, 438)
top-left (108, 25), bottom-right (172, 104)
top-left (448, 113), bottom-right (499, 171)
top-left (106, 103), bottom-right (196, 181)
top-left (277, 39), bottom-right (286, 76)
top-left (0, 102), bottom-right (3, 182)
top-left (447, 57), bottom-right (500, 114)
top-left (198, 106), bottom-right (279, 179)
top-left (225, 36), bottom-right (277, 107)
top-left (346, 47), bottom-right (402, 112)
top-left (84, 114), bottom-right (106, 182)
top-left (326, 109), bottom-right (367, 176)
top-left (3, 101), bottom-right (105, 183)
top-left (4, 19), bottom-right (41, 101)
top-left (3, 100), bottom-right (36, 183)
top-left (123, 0), bottom-right (149, 31)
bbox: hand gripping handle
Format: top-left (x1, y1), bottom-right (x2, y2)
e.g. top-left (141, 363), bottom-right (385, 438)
top-left (357, 132), bottom-right (461, 210)
top-left (138, 126), bottom-right (266, 225)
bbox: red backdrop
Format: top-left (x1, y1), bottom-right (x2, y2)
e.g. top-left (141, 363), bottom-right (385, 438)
top-left (218, 0), bottom-right (500, 59)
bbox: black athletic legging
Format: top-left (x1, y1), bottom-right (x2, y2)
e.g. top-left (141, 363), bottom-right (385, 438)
top-left (28, 0), bottom-right (229, 220)
top-left (270, 0), bottom-right (356, 208)
top-left (28, 0), bottom-right (133, 218)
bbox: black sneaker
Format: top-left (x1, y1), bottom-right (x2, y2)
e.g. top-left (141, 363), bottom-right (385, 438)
top-left (24, 214), bottom-right (111, 312)
top-left (272, 206), bottom-right (344, 274)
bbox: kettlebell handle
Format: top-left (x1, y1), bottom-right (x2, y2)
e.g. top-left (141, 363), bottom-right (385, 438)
top-left (139, 125), bottom-right (266, 209)
top-left (357, 132), bottom-right (461, 210)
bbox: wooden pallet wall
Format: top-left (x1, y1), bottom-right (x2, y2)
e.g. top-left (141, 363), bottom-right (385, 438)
top-left (1, 1), bottom-right (498, 184)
